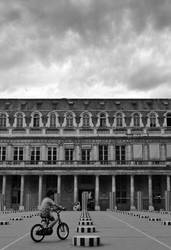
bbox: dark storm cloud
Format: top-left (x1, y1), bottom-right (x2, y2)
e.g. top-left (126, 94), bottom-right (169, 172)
top-left (0, 0), bottom-right (171, 97)
top-left (128, 0), bottom-right (171, 32)
top-left (1, 0), bottom-right (171, 67)
top-left (128, 64), bottom-right (171, 91)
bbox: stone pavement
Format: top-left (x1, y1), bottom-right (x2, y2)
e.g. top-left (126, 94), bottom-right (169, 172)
top-left (1, 210), bottom-right (171, 250)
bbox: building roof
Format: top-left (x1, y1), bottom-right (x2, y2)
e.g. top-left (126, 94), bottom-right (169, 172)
top-left (0, 98), bottom-right (170, 111)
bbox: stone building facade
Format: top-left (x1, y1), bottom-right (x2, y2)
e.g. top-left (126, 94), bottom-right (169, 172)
top-left (0, 98), bottom-right (171, 211)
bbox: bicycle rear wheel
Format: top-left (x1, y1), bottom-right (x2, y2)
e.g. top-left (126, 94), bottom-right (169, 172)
top-left (30, 224), bottom-right (45, 242)
top-left (57, 222), bottom-right (69, 240)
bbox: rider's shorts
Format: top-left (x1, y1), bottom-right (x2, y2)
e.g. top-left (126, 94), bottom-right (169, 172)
top-left (40, 208), bottom-right (55, 221)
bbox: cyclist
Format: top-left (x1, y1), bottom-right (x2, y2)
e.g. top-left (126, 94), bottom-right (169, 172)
top-left (39, 190), bottom-right (59, 228)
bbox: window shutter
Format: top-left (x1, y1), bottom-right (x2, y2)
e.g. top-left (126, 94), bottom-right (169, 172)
top-left (149, 144), bottom-right (160, 160)
top-left (133, 144), bottom-right (142, 159)
top-left (166, 144), bottom-right (171, 159)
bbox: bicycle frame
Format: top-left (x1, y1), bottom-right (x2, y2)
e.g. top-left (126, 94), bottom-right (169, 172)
top-left (41, 209), bottom-right (62, 229)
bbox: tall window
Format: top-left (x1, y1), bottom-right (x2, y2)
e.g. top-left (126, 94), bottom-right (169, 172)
top-left (150, 113), bottom-right (156, 127)
top-left (99, 113), bottom-right (106, 127)
top-left (167, 113), bottom-right (171, 127)
top-left (66, 113), bottom-right (73, 127)
top-left (0, 146), bottom-right (6, 161)
top-left (65, 148), bottom-right (73, 162)
top-left (0, 113), bottom-right (6, 127)
top-left (33, 113), bottom-right (40, 127)
top-left (83, 113), bottom-right (90, 127)
top-left (99, 145), bottom-right (108, 164)
top-left (48, 147), bottom-right (57, 164)
top-left (50, 113), bottom-right (56, 127)
top-left (13, 147), bottom-right (23, 162)
top-left (116, 113), bottom-right (123, 127)
top-left (133, 113), bottom-right (140, 127)
top-left (81, 149), bottom-right (90, 164)
top-left (115, 145), bottom-right (125, 164)
top-left (30, 147), bottom-right (40, 164)
top-left (16, 113), bottom-right (23, 128)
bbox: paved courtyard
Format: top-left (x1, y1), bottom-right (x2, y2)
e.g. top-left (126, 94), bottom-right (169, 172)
top-left (1, 210), bottom-right (171, 249)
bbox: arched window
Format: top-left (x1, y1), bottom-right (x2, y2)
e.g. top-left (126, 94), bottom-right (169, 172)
top-left (150, 113), bottom-right (156, 127)
top-left (133, 113), bottom-right (140, 127)
top-left (99, 113), bottom-right (106, 127)
top-left (167, 113), bottom-right (171, 127)
top-left (83, 113), bottom-right (90, 127)
top-left (16, 113), bottom-right (23, 128)
top-left (0, 113), bottom-right (6, 127)
top-left (116, 113), bottom-right (123, 127)
top-left (66, 113), bottom-right (73, 127)
top-left (33, 113), bottom-right (40, 127)
top-left (50, 113), bottom-right (56, 127)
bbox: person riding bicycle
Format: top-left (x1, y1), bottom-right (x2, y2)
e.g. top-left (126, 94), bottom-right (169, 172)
top-left (39, 190), bottom-right (59, 228)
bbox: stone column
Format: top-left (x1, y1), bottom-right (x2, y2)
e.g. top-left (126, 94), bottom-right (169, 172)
top-left (165, 175), bottom-right (171, 211)
top-left (95, 175), bottom-right (100, 210)
top-left (112, 175), bottom-right (116, 193)
top-left (74, 175), bottom-right (78, 203)
top-left (57, 175), bottom-right (61, 203)
top-left (167, 176), bottom-right (170, 192)
top-left (111, 175), bottom-right (116, 210)
top-left (38, 175), bottom-right (43, 208)
top-left (19, 175), bottom-right (24, 211)
top-left (148, 175), bottom-right (154, 211)
top-left (2, 175), bottom-right (6, 210)
top-left (130, 175), bottom-right (136, 210)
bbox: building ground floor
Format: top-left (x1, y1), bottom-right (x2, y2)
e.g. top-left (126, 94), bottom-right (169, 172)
top-left (0, 172), bottom-right (171, 211)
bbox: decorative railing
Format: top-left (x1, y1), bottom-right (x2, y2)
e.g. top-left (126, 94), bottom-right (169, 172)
top-left (1, 127), bottom-right (171, 136)
top-left (0, 160), bottom-right (167, 168)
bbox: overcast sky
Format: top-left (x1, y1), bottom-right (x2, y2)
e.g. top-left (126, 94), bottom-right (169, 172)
top-left (0, 0), bottom-right (171, 98)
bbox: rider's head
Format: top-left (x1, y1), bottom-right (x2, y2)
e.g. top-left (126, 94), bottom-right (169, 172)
top-left (46, 190), bottom-right (54, 199)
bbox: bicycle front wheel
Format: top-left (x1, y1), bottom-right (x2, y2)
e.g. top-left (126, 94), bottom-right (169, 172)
top-left (30, 224), bottom-right (45, 242)
top-left (57, 222), bottom-right (69, 240)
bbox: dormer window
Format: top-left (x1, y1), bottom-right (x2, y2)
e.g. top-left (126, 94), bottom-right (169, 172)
top-left (167, 113), bottom-right (171, 127)
top-left (50, 112), bottom-right (56, 127)
top-left (16, 113), bottom-right (23, 128)
top-left (83, 113), bottom-right (90, 127)
top-left (0, 113), bottom-right (7, 127)
top-left (133, 113), bottom-right (140, 127)
top-left (99, 113), bottom-right (106, 127)
top-left (66, 113), bottom-right (73, 127)
top-left (33, 113), bottom-right (40, 127)
top-left (150, 113), bottom-right (156, 127)
top-left (116, 113), bottom-right (123, 127)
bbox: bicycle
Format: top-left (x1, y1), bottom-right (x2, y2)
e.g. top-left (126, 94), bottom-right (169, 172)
top-left (30, 206), bottom-right (69, 242)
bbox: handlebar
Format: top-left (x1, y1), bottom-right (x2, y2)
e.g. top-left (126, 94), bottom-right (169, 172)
top-left (52, 205), bottom-right (66, 212)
